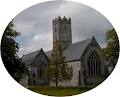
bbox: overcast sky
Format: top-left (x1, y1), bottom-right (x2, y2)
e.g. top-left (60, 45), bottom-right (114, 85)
top-left (13, 1), bottom-right (113, 57)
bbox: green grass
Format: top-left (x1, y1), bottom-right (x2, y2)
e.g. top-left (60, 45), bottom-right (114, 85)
top-left (28, 86), bottom-right (93, 96)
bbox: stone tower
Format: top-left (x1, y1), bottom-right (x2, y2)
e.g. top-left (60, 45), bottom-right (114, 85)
top-left (53, 16), bottom-right (72, 50)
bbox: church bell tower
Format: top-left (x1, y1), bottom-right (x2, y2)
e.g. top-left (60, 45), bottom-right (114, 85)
top-left (52, 16), bottom-right (72, 50)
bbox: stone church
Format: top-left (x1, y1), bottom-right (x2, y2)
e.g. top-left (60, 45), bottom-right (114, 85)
top-left (22, 16), bottom-right (105, 87)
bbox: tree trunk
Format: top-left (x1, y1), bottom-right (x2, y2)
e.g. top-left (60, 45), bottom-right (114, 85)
top-left (55, 79), bottom-right (58, 86)
top-left (55, 63), bottom-right (58, 86)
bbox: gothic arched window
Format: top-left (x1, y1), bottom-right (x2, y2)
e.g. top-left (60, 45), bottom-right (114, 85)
top-left (33, 73), bottom-right (35, 78)
top-left (38, 68), bottom-right (42, 79)
top-left (55, 27), bottom-right (56, 32)
top-left (65, 26), bottom-right (66, 30)
top-left (88, 51), bottom-right (101, 76)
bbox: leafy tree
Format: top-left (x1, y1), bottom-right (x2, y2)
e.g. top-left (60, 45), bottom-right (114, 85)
top-left (1, 21), bottom-right (25, 82)
top-left (101, 28), bottom-right (119, 67)
top-left (45, 40), bottom-right (73, 86)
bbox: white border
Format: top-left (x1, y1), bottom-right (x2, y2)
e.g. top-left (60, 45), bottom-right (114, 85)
top-left (0, 0), bottom-right (120, 97)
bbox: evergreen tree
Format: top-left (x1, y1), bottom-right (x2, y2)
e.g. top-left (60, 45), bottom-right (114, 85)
top-left (45, 40), bottom-right (73, 86)
top-left (1, 21), bottom-right (25, 82)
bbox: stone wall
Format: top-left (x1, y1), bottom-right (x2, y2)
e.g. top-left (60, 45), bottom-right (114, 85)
top-left (49, 61), bottom-right (81, 87)
top-left (29, 67), bottom-right (48, 86)
top-left (81, 37), bottom-right (106, 85)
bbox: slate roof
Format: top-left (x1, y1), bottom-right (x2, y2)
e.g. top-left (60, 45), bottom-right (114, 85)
top-left (63, 38), bottom-right (92, 62)
top-left (22, 37), bottom-right (92, 65)
top-left (45, 50), bottom-right (52, 59)
top-left (22, 50), bottom-right (40, 65)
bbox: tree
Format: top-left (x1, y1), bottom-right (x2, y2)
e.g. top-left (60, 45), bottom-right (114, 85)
top-left (1, 21), bottom-right (26, 82)
top-left (101, 28), bottom-right (119, 67)
top-left (45, 40), bottom-right (73, 86)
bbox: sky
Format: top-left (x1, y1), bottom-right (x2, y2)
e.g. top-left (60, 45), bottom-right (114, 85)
top-left (13, 1), bottom-right (113, 57)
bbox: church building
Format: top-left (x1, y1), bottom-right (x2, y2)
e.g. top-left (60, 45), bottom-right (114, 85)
top-left (22, 16), bottom-right (105, 87)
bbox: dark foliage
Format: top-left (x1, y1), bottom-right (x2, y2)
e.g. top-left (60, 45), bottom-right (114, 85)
top-left (102, 28), bottom-right (119, 67)
top-left (1, 21), bottom-right (25, 82)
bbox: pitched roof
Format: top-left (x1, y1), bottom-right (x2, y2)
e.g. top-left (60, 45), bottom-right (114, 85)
top-left (63, 38), bottom-right (92, 62)
top-left (22, 50), bottom-right (40, 65)
top-left (45, 50), bottom-right (52, 59)
top-left (22, 37), bottom-right (93, 65)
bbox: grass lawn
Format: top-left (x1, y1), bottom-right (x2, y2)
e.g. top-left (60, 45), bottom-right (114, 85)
top-left (28, 86), bottom-right (93, 96)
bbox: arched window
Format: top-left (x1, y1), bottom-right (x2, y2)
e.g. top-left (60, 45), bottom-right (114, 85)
top-left (55, 27), bottom-right (56, 32)
top-left (88, 51), bottom-right (101, 76)
top-left (33, 73), bottom-right (35, 78)
top-left (38, 68), bottom-right (42, 79)
top-left (65, 26), bottom-right (66, 30)
top-left (33, 80), bottom-right (35, 84)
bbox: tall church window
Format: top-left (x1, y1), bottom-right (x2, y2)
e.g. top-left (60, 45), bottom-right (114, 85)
top-left (33, 80), bottom-right (35, 84)
top-left (33, 73), bottom-right (35, 78)
top-left (55, 27), bottom-right (56, 32)
top-left (38, 68), bottom-right (42, 79)
top-left (32, 73), bottom-right (36, 85)
top-left (65, 26), bottom-right (66, 30)
top-left (88, 51), bottom-right (101, 76)
top-left (79, 70), bottom-right (81, 85)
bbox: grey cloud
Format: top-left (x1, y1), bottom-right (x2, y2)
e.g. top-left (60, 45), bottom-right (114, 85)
top-left (13, 1), bottom-right (113, 57)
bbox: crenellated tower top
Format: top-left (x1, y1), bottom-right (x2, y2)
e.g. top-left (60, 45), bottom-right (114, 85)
top-left (53, 16), bottom-right (71, 25)
top-left (53, 16), bottom-right (72, 50)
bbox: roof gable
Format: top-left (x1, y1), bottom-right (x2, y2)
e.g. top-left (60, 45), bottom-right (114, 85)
top-left (31, 48), bottom-right (49, 67)
top-left (89, 36), bottom-right (101, 49)
top-left (22, 48), bottom-right (49, 66)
